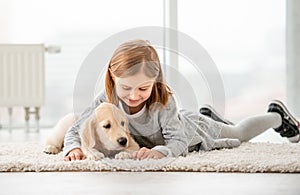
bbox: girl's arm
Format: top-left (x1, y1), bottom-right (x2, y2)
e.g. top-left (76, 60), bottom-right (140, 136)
top-left (62, 90), bottom-right (107, 157)
top-left (152, 95), bottom-right (189, 157)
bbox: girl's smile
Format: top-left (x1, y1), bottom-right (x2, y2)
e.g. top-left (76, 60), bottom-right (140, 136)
top-left (128, 99), bottom-right (141, 105)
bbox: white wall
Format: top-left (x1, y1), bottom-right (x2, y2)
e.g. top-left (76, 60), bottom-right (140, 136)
top-left (0, 0), bottom-right (163, 126)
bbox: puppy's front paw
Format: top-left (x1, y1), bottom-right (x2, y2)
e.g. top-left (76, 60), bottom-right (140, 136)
top-left (115, 151), bottom-right (133, 159)
top-left (44, 145), bottom-right (60, 154)
top-left (86, 151), bottom-right (105, 161)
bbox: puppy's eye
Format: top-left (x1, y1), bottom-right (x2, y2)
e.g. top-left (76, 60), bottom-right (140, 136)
top-left (121, 121), bottom-right (125, 126)
top-left (103, 123), bottom-right (111, 129)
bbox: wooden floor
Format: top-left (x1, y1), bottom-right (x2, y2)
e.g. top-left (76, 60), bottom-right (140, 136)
top-left (1, 172), bottom-right (300, 195)
top-left (0, 128), bottom-right (299, 195)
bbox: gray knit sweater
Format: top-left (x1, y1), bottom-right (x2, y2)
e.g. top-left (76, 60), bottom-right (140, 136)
top-left (63, 91), bottom-right (240, 157)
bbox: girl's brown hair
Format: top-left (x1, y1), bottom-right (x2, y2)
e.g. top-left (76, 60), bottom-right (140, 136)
top-left (105, 39), bottom-right (171, 110)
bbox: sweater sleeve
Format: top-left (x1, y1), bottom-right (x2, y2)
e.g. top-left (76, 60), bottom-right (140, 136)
top-left (62, 90), bottom-right (107, 156)
top-left (152, 95), bottom-right (189, 157)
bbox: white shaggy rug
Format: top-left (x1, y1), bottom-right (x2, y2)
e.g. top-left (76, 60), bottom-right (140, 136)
top-left (0, 142), bottom-right (300, 173)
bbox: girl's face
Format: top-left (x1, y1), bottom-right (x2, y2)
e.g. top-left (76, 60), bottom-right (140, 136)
top-left (113, 72), bottom-right (155, 108)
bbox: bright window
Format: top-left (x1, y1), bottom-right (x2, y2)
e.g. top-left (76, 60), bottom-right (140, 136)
top-left (178, 0), bottom-right (286, 121)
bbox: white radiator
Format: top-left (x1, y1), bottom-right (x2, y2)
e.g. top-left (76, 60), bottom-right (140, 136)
top-left (0, 44), bottom-right (45, 107)
top-left (0, 44), bottom-right (60, 132)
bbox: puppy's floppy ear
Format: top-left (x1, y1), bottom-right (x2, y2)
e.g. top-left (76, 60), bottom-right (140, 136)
top-left (81, 114), bottom-right (98, 150)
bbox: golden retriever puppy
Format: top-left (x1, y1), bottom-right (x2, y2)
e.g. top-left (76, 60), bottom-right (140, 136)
top-left (44, 102), bottom-right (140, 160)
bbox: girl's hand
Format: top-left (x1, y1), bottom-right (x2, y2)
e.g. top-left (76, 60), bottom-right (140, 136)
top-left (64, 148), bottom-right (86, 161)
top-left (132, 147), bottom-right (165, 160)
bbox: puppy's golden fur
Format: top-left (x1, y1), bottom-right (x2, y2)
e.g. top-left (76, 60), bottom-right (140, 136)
top-left (44, 102), bottom-right (140, 160)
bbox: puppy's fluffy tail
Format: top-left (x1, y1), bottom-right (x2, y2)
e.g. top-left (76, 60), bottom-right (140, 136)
top-left (44, 113), bottom-right (77, 154)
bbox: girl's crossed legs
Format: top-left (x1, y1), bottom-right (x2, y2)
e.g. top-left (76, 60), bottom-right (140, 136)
top-left (220, 112), bottom-right (281, 142)
top-left (201, 100), bottom-right (300, 143)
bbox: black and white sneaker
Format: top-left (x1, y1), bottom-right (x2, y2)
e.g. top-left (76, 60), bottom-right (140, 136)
top-left (199, 105), bottom-right (234, 125)
top-left (267, 100), bottom-right (300, 143)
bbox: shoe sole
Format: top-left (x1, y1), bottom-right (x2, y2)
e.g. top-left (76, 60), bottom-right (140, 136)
top-left (269, 100), bottom-right (299, 126)
top-left (200, 104), bottom-right (234, 125)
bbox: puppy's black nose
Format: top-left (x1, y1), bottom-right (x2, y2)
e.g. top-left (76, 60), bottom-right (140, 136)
top-left (117, 137), bottom-right (127, 146)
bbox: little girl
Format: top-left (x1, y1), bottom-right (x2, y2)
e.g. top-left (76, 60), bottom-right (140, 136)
top-left (63, 39), bottom-right (300, 161)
